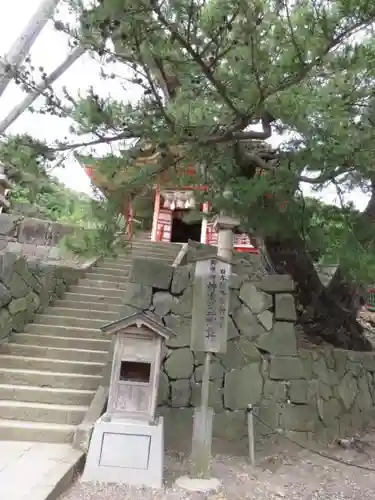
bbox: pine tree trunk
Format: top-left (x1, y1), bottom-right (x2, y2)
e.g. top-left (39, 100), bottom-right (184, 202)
top-left (264, 233), bottom-right (372, 352)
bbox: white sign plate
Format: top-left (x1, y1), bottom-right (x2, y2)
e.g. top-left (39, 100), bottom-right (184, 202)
top-left (190, 258), bottom-right (231, 353)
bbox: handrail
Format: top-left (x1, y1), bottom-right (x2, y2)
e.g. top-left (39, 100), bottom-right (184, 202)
top-left (172, 242), bottom-right (189, 267)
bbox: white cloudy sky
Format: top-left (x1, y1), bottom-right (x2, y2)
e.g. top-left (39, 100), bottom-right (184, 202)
top-left (0, 0), bottom-right (369, 210)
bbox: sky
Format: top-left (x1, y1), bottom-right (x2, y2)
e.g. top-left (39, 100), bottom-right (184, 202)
top-left (0, 0), bottom-right (370, 210)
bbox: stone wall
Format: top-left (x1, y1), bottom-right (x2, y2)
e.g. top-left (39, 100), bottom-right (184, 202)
top-left (0, 214), bottom-right (76, 262)
top-left (0, 252), bottom-right (89, 342)
top-left (124, 254), bottom-right (375, 449)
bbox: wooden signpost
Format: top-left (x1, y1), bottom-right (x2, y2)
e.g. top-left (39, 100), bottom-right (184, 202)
top-left (189, 256), bottom-right (231, 478)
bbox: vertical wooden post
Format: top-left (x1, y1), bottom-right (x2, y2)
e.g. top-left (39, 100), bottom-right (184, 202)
top-left (247, 404), bottom-right (255, 466)
top-left (151, 186), bottom-right (161, 241)
top-left (190, 351), bottom-right (213, 478)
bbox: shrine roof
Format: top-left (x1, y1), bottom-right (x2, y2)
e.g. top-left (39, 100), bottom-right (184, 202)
top-left (100, 310), bottom-right (176, 339)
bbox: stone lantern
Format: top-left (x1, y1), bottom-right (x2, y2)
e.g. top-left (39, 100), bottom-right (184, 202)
top-left (82, 311), bottom-right (175, 489)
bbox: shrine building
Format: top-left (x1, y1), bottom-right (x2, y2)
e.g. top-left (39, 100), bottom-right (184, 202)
top-left (77, 148), bottom-right (258, 254)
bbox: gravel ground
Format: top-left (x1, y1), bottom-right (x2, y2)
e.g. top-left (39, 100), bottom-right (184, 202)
top-left (60, 430), bottom-right (375, 500)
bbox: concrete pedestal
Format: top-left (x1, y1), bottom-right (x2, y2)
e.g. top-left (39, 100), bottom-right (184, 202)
top-left (82, 414), bottom-right (164, 489)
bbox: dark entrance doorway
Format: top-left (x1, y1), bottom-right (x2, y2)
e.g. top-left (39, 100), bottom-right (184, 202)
top-left (171, 210), bottom-right (201, 243)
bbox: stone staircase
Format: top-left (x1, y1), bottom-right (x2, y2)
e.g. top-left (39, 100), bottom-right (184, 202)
top-left (0, 239), bottom-right (180, 443)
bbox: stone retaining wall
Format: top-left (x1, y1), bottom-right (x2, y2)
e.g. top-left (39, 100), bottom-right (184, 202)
top-left (124, 255), bottom-right (375, 448)
top-left (0, 252), bottom-right (88, 342)
top-left (0, 214), bottom-right (75, 262)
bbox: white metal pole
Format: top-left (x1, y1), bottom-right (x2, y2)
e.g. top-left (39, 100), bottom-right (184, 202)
top-left (0, 0), bottom-right (61, 100)
top-left (0, 47), bottom-right (84, 134)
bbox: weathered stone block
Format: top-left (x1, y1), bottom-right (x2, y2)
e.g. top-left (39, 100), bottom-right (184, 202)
top-left (157, 371), bottom-right (170, 405)
top-left (289, 380), bottom-right (309, 403)
top-left (346, 360), bottom-right (363, 378)
top-left (257, 400), bottom-right (283, 435)
top-left (213, 411), bottom-right (247, 441)
top-left (8, 273), bottom-right (29, 299)
top-left (224, 362), bottom-right (263, 410)
top-left (0, 309), bottom-right (12, 339)
top-left (217, 340), bottom-right (246, 370)
top-left (312, 356), bottom-right (332, 386)
top-left (318, 381), bottom-right (333, 400)
top-left (194, 359), bottom-right (224, 383)
top-left (256, 274), bottom-right (295, 293)
top-left (274, 293), bottom-right (296, 321)
top-left (255, 321), bottom-right (297, 356)
top-left (229, 290), bottom-right (241, 314)
top-left (171, 265), bottom-right (192, 295)
top-left (8, 297), bottom-right (28, 315)
top-left (0, 214), bottom-right (20, 236)
top-left (280, 404), bottom-right (317, 432)
top-left (229, 273), bottom-right (242, 289)
top-left (0, 283), bottom-right (11, 307)
top-left (152, 291), bottom-right (176, 316)
top-left (122, 282), bottom-right (152, 310)
top-left (164, 348), bottom-right (194, 379)
top-left (257, 310), bottom-right (273, 331)
top-left (239, 282), bottom-right (271, 314)
top-left (361, 353), bottom-right (375, 372)
top-left (191, 381), bottom-right (224, 412)
top-left (356, 375), bottom-right (373, 412)
top-left (237, 337), bottom-right (261, 362)
top-left (227, 316), bottom-right (240, 340)
top-left (13, 257), bottom-right (42, 293)
top-left (269, 356), bottom-right (308, 380)
top-left (332, 349), bottom-right (348, 378)
top-left (0, 252), bottom-right (17, 284)
top-left (158, 407), bottom-right (193, 451)
top-left (170, 286), bottom-right (193, 317)
top-left (18, 218), bottom-right (49, 244)
top-left (263, 380), bottom-right (287, 402)
top-left (130, 258), bottom-right (173, 289)
top-left (232, 305), bottom-right (264, 340)
top-left (171, 379), bottom-right (191, 407)
top-left (317, 398), bottom-right (341, 427)
top-left (48, 222), bottom-right (73, 246)
top-left (338, 372), bottom-right (358, 410)
top-left (11, 311), bottom-right (28, 332)
top-left (164, 314), bottom-right (191, 348)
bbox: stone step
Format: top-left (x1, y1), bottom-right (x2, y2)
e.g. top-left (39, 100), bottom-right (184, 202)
top-left (0, 400), bottom-right (88, 425)
top-left (85, 269), bottom-right (129, 285)
top-left (0, 419), bottom-right (75, 443)
top-left (63, 292), bottom-right (123, 305)
top-left (0, 355), bottom-right (105, 375)
top-left (78, 278), bottom-right (127, 290)
top-left (118, 252), bottom-right (176, 260)
top-left (25, 324), bottom-right (105, 340)
top-left (102, 255), bottom-right (175, 265)
top-left (69, 285), bottom-right (124, 299)
top-left (95, 262), bottom-right (133, 271)
top-left (92, 264), bottom-right (131, 275)
top-left (12, 333), bottom-right (111, 351)
top-left (88, 269), bottom-right (130, 281)
top-left (0, 368), bottom-right (101, 390)
top-left (44, 306), bottom-right (119, 321)
top-left (0, 343), bottom-right (108, 363)
top-left (0, 384), bottom-right (95, 406)
top-left (53, 299), bottom-right (123, 313)
top-left (125, 242), bottom-right (181, 250)
top-left (32, 314), bottom-right (108, 329)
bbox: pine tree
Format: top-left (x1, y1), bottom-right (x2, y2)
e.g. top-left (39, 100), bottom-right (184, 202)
top-left (7, 0), bottom-right (375, 349)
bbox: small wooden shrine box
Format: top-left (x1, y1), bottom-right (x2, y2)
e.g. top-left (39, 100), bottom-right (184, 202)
top-left (101, 311), bottom-right (175, 423)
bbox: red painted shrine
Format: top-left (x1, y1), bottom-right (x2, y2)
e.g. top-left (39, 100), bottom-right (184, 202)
top-left (81, 160), bottom-right (258, 254)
